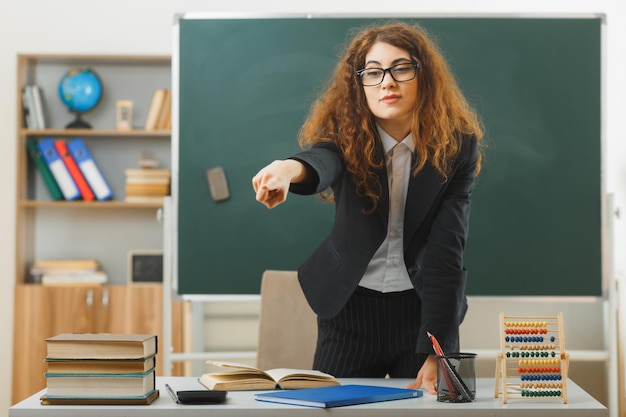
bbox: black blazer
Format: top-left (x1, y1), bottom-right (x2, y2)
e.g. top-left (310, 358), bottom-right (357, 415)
top-left (289, 134), bottom-right (478, 355)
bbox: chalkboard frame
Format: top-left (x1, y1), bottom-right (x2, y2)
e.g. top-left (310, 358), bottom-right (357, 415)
top-left (172, 13), bottom-right (605, 298)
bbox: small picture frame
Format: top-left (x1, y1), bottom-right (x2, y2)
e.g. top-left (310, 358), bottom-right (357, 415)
top-left (127, 250), bottom-right (163, 284)
top-left (116, 100), bottom-right (133, 130)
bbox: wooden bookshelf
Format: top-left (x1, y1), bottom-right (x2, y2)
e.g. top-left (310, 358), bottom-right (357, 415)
top-left (15, 53), bottom-right (172, 283)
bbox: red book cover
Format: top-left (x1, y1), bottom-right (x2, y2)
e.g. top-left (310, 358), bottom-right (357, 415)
top-left (54, 139), bottom-right (95, 201)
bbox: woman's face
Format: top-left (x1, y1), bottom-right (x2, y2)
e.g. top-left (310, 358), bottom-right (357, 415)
top-left (361, 42), bottom-right (418, 140)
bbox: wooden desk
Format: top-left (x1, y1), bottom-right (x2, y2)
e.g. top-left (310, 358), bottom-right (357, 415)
top-left (9, 377), bottom-right (607, 417)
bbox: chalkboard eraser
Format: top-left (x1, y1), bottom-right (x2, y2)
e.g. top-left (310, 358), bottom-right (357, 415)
top-left (206, 166), bottom-right (230, 202)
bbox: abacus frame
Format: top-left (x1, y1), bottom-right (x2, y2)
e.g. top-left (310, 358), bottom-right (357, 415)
top-left (494, 312), bottom-right (570, 404)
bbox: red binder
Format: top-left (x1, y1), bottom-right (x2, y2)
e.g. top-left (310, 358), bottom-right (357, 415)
top-left (54, 139), bottom-right (95, 201)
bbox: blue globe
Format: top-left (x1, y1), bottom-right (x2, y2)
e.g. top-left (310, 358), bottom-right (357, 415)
top-left (58, 68), bottom-right (102, 113)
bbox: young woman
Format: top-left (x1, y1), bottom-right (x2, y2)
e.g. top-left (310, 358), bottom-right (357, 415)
top-left (252, 21), bottom-right (483, 394)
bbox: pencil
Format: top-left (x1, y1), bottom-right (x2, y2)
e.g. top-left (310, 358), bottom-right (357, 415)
top-left (427, 332), bottom-right (473, 402)
top-left (427, 332), bottom-right (445, 356)
top-left (427, 332), bottom-right (456, 400)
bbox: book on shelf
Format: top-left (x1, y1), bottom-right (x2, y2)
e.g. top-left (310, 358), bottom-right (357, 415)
top-left (40, 389), bottom-right (159, 406)
top-left (26, 139), bottom-right (63, 201)
top-left (124, 195), bottom-right (165, 204)
top-left (144, 88), bottom-right (166, 130)
top-left (30, 259), bottom-right (106, 285)
top-left (22, 85), bottom-right (46, 130)
top-left (54, 139), bottom-right (95, 201)
top-left (254, 384), bottom-right (423, 408)
top-left (32, 85), bottom-right (47, 130)
top-left (40, 270), bottom-right (108, 286)
top-left (37, 138), bottom-right (81, 201)
top-left (156, 89), bottom-right (171, 130)
top-left (67, 138), bottom-right (113, 201)
top-left (31, 259), bottom-right (100, 271)
top-left (126, 175), bottom-right (170, 185)
top-left (199, 360), bottom-right (339, 391)
top-left (45, 355), bottom-right (156, 374)
top-left (125, 168), bottom-right (171, 178)
top-left (22, 85), bottom-right (37, 129)
top-left (125, 183), bottom-right (170, 196)
top-left (44, 368), bottom-right (155, 397)
top-left (45, 333), bottom-right (158, 360)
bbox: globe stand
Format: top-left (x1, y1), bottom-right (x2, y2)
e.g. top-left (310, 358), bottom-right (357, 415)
top-left (65, 112), bottom-right (92, 129)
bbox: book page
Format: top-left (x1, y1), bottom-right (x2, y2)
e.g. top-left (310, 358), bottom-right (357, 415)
top-left (203, 361), bottom-right (338, 390)
top-left (205, 361), bottom-right (270, 377)
top-left (265, 368), bottom-right (339, 389)
top-left (266, 368), bottom-right (336, 383)
top-left (199, 372), bottom-right (276, 391)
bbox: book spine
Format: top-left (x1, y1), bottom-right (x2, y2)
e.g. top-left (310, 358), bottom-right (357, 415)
top-left (44, 366), bottom-right (156, 378)
top-left (22, 86), bottom-right (35, 129)
top-left (26, 140), bottom-right (64, 201)
top-left (32, 85), bottom-right (46, 130)
top-left (41, 271), bottom-right (108, 285)
top-left (156, 89), bottom-right (171, 130)
top-left (125, 183), bottom-right (169, 195)
top-left (67, 138), bottom-right (113, 201)
top-left (37, 138), bottom-right (80, 201)
top-left (54, 139), bottom-right (95, 201)
top-left (144, 89), bottom-right (165, 130)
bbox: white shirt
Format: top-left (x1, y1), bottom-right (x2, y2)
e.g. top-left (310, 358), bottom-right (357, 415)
top-left (358, 125), bottom-right (415, 293)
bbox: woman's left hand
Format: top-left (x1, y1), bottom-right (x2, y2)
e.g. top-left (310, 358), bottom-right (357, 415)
top-left (406, 354), bottom-right (438, 394)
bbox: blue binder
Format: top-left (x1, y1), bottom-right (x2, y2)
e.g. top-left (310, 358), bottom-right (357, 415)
top-left (67, 138), bottom-right (113, 201)
top-left (254, 384), bottom-right (422, 408)
top-left (37, 138), bottom-right (80, 201)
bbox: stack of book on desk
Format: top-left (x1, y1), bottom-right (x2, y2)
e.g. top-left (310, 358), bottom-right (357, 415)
top-left (124, 168), bottom-right (170, 204)
top-left (40, 333), bottom-right (159, 405)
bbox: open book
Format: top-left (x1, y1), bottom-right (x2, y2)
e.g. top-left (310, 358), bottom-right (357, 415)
top-left (198, 361), bottom-right (340, 391)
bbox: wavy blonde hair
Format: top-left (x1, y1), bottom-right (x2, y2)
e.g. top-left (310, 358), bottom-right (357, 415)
top-left (298, 21), bottom-right (483, 211)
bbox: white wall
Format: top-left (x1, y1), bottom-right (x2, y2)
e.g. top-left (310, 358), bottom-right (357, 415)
top-left (1, 0), bottom-right (625, 414)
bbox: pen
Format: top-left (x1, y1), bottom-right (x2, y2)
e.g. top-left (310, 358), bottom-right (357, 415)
top-left (165, 383), bottom-right (180, 403)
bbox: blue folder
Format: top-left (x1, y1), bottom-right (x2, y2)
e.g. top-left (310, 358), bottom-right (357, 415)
top-left (67, 138), bottom-right (113, 201)
top-left (254, 384), bottom-right (422, 408)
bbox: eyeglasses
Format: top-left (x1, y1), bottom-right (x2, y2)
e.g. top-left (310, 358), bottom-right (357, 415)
top-left (356, 62), bottom-right (420, 87)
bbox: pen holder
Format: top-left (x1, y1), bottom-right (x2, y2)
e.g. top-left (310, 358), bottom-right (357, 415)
top-left (436, 352), bottom-right (476, 403)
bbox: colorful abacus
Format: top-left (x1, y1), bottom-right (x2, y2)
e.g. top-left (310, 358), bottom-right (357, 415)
top-left (494, 312), bottom-right (569, 404)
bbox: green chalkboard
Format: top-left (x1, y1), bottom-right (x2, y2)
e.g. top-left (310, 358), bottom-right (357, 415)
top-left (176, 16), bottom-right (602, 296)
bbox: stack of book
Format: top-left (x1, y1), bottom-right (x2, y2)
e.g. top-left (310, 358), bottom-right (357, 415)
top-left (30, 259), bottom-right (108, 285)
top-left (124, 168), bottom-right (170, 204)
top-left (41, 333), bottom-right (159, 405)
top-left (27, 137), bottom-right (113, 202)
